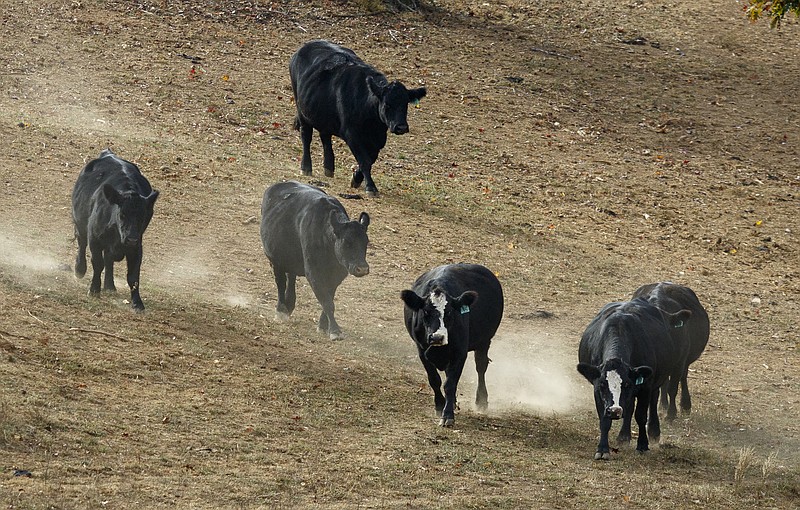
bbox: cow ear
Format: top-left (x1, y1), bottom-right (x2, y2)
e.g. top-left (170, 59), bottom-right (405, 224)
top-left (630, 366), bottom-right (653, 383)
top-left (577, 363), bottom-right (601, 383)
top-left (366, 76), bottom-right (384, 98)
top-left (667, 309), bottom-right (692, 328)
top-left (146, 190), bottom-right (159, 206)
top-left (358, 212), bottom-right (370, 230)
top-left (329, 209), bottom-right (344, 236)
top-left (103, 184), bottom-right (123, 205)
top-left (408, 87), bottom-right (427, 103)
top-left (455, 290), bottom-right (478, 309)
top-left (400, 289), bottom-right (426, 311)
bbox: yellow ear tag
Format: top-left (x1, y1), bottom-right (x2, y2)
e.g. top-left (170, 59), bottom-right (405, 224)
top-left (413, 99), bottom-right (421, 109)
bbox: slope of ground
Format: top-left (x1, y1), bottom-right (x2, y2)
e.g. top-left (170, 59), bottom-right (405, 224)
top-left (1, 0), bottom-right (798, 508)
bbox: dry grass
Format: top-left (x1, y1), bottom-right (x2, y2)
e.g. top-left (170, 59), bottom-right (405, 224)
top-left (1, 0), bottom-right (799, 508)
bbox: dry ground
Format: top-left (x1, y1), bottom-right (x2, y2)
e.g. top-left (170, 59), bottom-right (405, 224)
top-left (1, 0), bottom-right (799, 508)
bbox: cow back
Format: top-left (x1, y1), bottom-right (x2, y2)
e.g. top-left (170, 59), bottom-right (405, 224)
top-left (632, 282), bottom-right (710, 364)
top-left (579, 299), bottom-right (678, 388)
top-left (290, 40), bottom-right (387, 137)
top-left (260, 181), bottom-right (353, 278)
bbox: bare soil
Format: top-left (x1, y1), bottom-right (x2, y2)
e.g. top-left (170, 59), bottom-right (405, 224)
top-left (1, 0), bottom-right (798, 508)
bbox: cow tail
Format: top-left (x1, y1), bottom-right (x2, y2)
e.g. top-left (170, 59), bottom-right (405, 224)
top-left (292, 115), bottom-right (301, 131)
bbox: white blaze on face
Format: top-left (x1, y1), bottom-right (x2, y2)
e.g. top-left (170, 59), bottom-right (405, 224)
top-left (429, 291), bottom-right (449, 346)
top-left (606, 369), bottom-right (623, 414)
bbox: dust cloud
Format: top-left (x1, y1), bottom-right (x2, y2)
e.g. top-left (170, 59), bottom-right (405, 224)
top-left (0, 232), bottom-right (65, 273)
top-left (460, 328), bottom-right (592, 416)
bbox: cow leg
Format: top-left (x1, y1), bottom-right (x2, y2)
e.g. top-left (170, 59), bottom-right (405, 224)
top-left (88, 241), bottom-right (104, 295)
top-left (308, 279), bottom-right (342, 340)
top-left (317, 309), bottom-right (330, 335)
top-left (350, 151), bottom-right (378, 196)
top-left (679, 367), bottom-right (692, 414)
top-left (126, 246), bottom-right (144, 311)
top-left (298, 121), bottom-right (313, 175)
top-left (617, 399), bottom-right (634, 445)
top-left (419, 353), bottom-right (445, 418)
top-left (474, 348), bottom-right (490, 412)
top-left (665, 374), bottom-right (680, 422)
top-left (319, 133), bottom-right (335, 177)
top-left (103, 251), bottom-right (117, 292)
top-left (75, 234), bottom-right (87, 279)
top-left (285, 274), bottom-right (297, 316)
top-left (272, 267), bottom-right (292, 321)
top-left (595, 416), bottom-right (613, 460)
top-left (360, 161), bottom-right (379, 197)
top-left (350, 168), bottom-right (364, 189)
top-left (636, 393), bottom-right (652, 453)
top-left (659, 381), bottom-right (669, 411)
top-left (440, 356), bottom-right (467, 427)
top-left (645, 389), bottom-right (661, 447)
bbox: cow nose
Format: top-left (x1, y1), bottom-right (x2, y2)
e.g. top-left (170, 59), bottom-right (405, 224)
top-left (606, 406), bottom-right (623, 419)
top-left (351, 265), bottom-right (369, 277)
top-left (125, 237), bottom-right (140, 246)
top-left (428, 333), bottom-right (445, 345)
top-left (392, 124), bottom-right (409, 135)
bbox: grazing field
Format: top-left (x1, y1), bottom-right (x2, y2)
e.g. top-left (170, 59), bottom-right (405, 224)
top-left (1, 0), bottom-right (798, 507)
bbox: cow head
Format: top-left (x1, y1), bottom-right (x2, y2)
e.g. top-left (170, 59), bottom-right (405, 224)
top-left (103, 184), bottom-right (159, 247)
top-left (577, 358), bottom-right (652, 420)
top-left (400, 287), bottom-right (478, 347)
top-left (329, 211), bottom-right (370, 277)
top-left (366, 76), bottom-right (427, 135)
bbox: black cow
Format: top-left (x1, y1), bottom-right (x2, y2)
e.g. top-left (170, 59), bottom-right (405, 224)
top-left (577, 298), bottom-right (691, 460)
top-left (632, 282), bottom-right (710, 419)
top-left (260, 181), bottom-right (370, 340)
top-left (289, 40), bottom-right (427, 197)
top-left (400, 264), bottom-right (503, 427)
top-left (72, 149), bottom-right (159, 311)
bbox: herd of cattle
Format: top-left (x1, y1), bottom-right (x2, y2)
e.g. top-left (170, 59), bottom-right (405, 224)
top-left (67, 40), bottom-right (710, 460)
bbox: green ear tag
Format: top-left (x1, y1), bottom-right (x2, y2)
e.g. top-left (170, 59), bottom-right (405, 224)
top-left (635, 376), bottom-right (644, 385)
top-left (460, 305), bottom-right (470, 315)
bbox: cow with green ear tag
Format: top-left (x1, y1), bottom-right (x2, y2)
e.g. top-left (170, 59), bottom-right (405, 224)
top-left (401, 264), bottom-right (503, 427)
top-left (577, 297), bottom-right (692, 460)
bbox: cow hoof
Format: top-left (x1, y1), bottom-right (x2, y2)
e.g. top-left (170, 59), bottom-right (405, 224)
top-left (131, 304), bottom-right (145, 313)
top-left (365, 190), bottom-right (379, 198)
top-left (324, 168), bottom-right (335, 178)
top-left (438, 418), bottom-right (454, 427)
top-left (328, 331), bottom-right (345, 341)
top-left (594, 452), bottom-right (611, 461)
top-left (301, 169), bottom-right (312, 176)
top-left (275, 311), bottom-right (291, 322)
top-left (636, 448), bottom-right (649, 455)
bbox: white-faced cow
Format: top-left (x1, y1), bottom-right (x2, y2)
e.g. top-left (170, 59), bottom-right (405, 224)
top-left (401, 264), bottom-right (503, 427)
top-left (632, 282), bottom-right (710, 419)
top-left (289, 40), bottom-right (427, 197)
top-left (577, 298), bottom-right (691, 460)
top-left (260, 181), bottom-right (370, 340)
top-left (72, 149), bottom-right (159, 311)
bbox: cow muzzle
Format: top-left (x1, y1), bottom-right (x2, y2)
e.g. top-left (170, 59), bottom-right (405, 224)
top-left (124, 237), bottom-right (140, 247)
top-left (391, 124), bottom-right (409, 135)
top-left (350, 265), bottom-right (369, 277)
top-left (605, 405), bottom-right (623, 420)
top-left (428, 333), bottom-right (447, 346)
